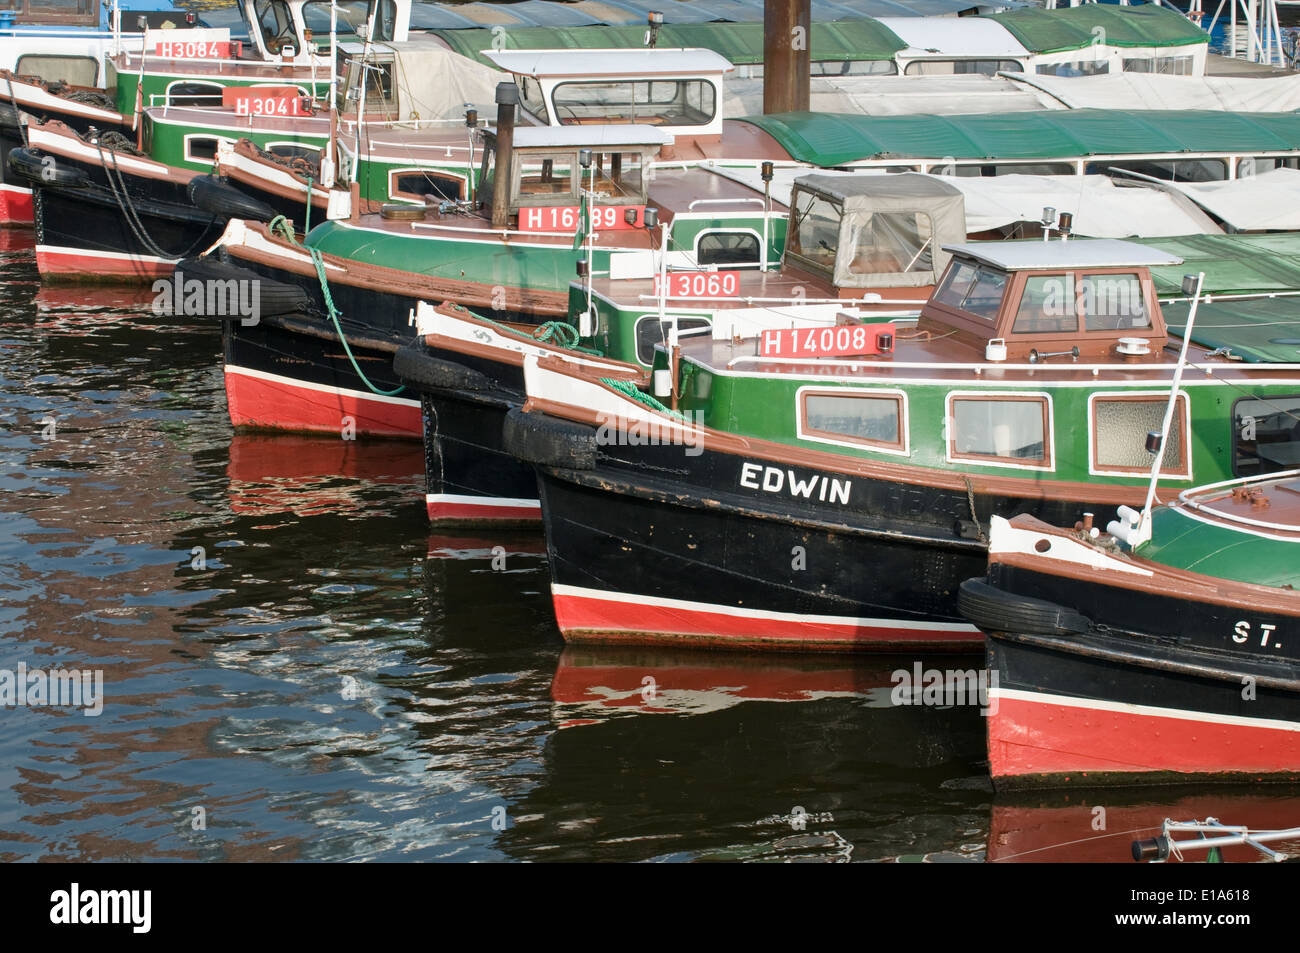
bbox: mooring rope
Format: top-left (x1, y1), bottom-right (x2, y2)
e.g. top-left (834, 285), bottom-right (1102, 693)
top-left (95, 139), bottom-right (216, 261)
top-left (269, 214), bottom-right (404, 397)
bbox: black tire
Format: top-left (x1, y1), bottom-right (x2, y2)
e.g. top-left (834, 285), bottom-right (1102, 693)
top-left (188, 174), bottom-right (276, 222)
top-left (957, 578), bottom-right (1091, 638)
top-left (7, 147), bottom-right (88, 188)
top-left (392, 345), bottom-right (492, 394)
top-left (502, 405), bottom-right (596, 471)
top-left (171, 255), bottom-right (314, 319)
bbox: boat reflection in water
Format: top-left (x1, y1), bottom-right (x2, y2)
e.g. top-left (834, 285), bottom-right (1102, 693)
top-left (989, 790), bottom-right (1300, 863)
top-left (226, 433), bottom-right (424, 517)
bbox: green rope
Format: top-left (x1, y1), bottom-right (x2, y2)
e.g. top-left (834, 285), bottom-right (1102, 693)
top-left (600, 377), bottom-right (688, 421)
top-left (268, 214), bottom-right (404, 397)
top-left (456, 304), bottom-right (601, 356)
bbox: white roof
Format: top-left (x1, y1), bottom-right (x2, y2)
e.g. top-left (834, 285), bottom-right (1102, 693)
top-left (943, 238), bottom-right (1183, 271)
top-left (877, 16), bottom-right (1029, 59)
top-left (511, 125), bottom-right (673, 149)
top-left (483, 48), bottom-right (734, 78)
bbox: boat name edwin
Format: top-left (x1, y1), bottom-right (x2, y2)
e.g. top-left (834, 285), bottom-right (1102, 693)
top-left (739, 462), bottom-right (851, 504)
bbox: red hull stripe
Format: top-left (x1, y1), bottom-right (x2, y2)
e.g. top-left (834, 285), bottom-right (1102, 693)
top-left (36, 244), bottom-right (174, 280)
top-left (551, 584), bottom-right (982, 651)
top-left (988, 688), bottom-right (1300, 780)
top-left (0, 185), bottom-right (34, 225)
top-left (425, 493), bottom-right (540, 523)
top-left (225, 365), bottom-right (421, 439)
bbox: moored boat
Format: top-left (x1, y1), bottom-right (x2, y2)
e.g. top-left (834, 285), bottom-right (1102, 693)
top-left (960, 471), bottom-right (1300, 788)
top-left (503, 237), bottom-right (1300, 652)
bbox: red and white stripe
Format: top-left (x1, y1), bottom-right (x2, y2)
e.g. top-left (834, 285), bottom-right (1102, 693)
top-left (224, 365), bottom-right (421, 439)
top-left (36, 244), bottom-right (175, 281)
top-left (426, 492), bottom-right (540, 523)
top-left (551, 583), bottom-right (982, 651)
top-left (988, 687), bottom-right (1300, 782)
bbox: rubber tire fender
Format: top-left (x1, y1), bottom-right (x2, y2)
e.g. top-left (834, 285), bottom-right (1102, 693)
top-left (393, 344), bottom-right (493, 394)
top-left (188, 174), bottom-right (277, 222)
top-left (502, 405), bottom-right (596, 471)
top-left (8, 147), bottom-right (88, 188)
top-left (957, 578), bottom-right (1091, 638)
top-left (172, 254), bottom-right (314, 318)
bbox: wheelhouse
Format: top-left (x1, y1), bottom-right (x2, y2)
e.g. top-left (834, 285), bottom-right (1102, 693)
top-left (919, 239), bottom-right (1182, 361)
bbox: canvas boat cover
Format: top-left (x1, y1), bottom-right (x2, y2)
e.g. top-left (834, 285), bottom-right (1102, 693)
top-left (431, 19), bottom-right (907, 68)
top-left (982, 4), bottom-right (1208, 53)
top-left (1143, 233), bottom-right (1300, 297)
top-left (727, 74), bottom-right (1060, 120)
top-left (1149, 168), bottom-right (1300, 232)
top-left (1161, 295), bottom-right (1300, 365)
top-left (740, 109), bottom-right (1300, 167)
top-left (1008, 70), bottom-right (1300, 113)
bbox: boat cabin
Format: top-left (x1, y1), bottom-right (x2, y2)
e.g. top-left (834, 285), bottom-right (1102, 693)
top-left (482, 48), bottom-right (731, 143)
top-left (240, 0), bottom-right (409, 63)
top-left (917, 238), bottom-right (1183, 362)
top-left (478, 124), bottom-right (670, 227)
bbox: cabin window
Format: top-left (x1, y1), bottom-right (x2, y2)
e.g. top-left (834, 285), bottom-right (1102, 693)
top-left (516, 154), bottom-right (575, 197)
top-left (953, 162), bottom-right (1074, 177)
top-left (1233, 395), bottom-right (1300, 476)
top-left (961, 266), bottom-right (1008, 321)
top-left (634, 316), bottom-right (711, 366)
top-left (697, 231), bottom-right (761, 268)
top-left (1012, 273), bottom-right (1077, 334)
top-left (1124, 55), bottom-right (1194, 76)
top-left (1240, 157), bottom-right (1298, 174)
top-left (302, 1), bottom-right (373, 40)
top-left (799, 389), bottom-right (907, 454)
top-left (1036, 60), bottom-right (1109, 77)
top-left (184, 136), bottom-right (229, 163)
top-left (255, 0), bottom-right (298, 53)
top-left (166, 81), bottom-right (225, 107)
top-left (810, 60), bottom-right (897, 77)
top-left (904, 60), bottom-right (1023, 76)
top-left (391, 170), bottom-right (465, 202)
top-left (1102, 158), bottom-right (1226, 183)
top-left (1080, 272), bottom-right (1150, 331)
top-left (4, 0), bottom-right (94, 25)
top-left (844, 212), bottom-right (933, 277)
top-left (518, 77), bottom-right (550, 124)
top-left (590, 152), bottom-right (645, 201)
top-left (787, 190), bottom-right (841, 275)
top-left (1092, 394), bottom-right (1188, 476)
top-left (950, 395), bottom-right (1051, 467)
top-left (14, 54), bottom-right (97, 86)
top-left (552, 80), bottom-right (716, 126)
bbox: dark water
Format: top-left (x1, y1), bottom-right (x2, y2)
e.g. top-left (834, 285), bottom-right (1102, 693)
top-left (3, 235), bottom-right (1298, 862)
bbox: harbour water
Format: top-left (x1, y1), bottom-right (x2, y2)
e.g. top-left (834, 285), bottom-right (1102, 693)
top-left (2, 233), bottom-right (1297, 862)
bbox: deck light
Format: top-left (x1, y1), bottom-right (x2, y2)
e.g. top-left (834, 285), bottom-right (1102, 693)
top-left (1058, 211), bottom-right (1073, 239)
top-left (465, 108), bottom-right (477, 127)
top-left (576, 258), bottom-right (589, 277)
top-left (624, 208), bottom-right (638, 226)
top-left (1181, 274), bottom-right (1199, 296)
top-left (1040, 206), bottom-right (1055, 241)
top-left (579, 148), bottom-right (592, 169)
top-left (761, 161), bottom-right (774, 183)
top-left (1145, 431), bottom-right (1163, 454)
top-left (646, 11), bottom-right (664, 47)
top-left (643, 207), bottom-right (659, 230)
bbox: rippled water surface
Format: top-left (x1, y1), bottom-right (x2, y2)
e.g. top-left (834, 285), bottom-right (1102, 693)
top-left (1, 227), bottom-right (1297, 862)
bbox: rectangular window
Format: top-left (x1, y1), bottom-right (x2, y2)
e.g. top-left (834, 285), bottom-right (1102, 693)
top-left (15, 54), bottom-right (97, 86)
top-left (552, 80), bottom-right (716, 126)
top-left (787, 190), bottom-right (841, 276)
top-left (697, 231), bottom-right (760, 268)
top-left (934, 260), bottom-right (979, 309)
top-left (1036, 60), bottom-right (1110, 76)
top-left (1013, 273), bottom-right (1077, 334)
top-left (391, 170), bottom-right (464, 202)
top-left (1234, 395), bottom-right (1300, 476)
top-left (950, 396), bottom-right (1050, 467)
top-left (799, 389), bottom-right (906, 453)
top-left (960, 266), bottom-right (1009, 322)
top-left (517, 154), bottom-right (575, 197)
top-left (844, 212), bottom-right (933, 277)
top-left (1092, 394), bottom-right (1188, 475)
top-left (1080, 272), bottom-right (1150, 331)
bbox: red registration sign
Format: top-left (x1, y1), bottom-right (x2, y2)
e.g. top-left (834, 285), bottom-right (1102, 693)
top-left (223, 86), bottom-right (307, 117)
top-left (154, 38), bottom-right (232, 58)
top-left (655, 271), bottom-right (740, 299)
top-left (761, 323), bottom-right (896, 359)
top-left (517, 204), bottom-right (647, 233)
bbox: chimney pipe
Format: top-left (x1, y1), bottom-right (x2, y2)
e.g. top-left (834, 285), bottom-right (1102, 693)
top-left (764, 0), bottom-right (810, 114)
top-left (491, 81), bottom-right (520, 229)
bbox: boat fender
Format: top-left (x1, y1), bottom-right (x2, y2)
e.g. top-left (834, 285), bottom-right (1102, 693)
top-left (172, 255), bottom-right (313, 318)
top-left (502, 405), bottom-right (596, 471)
top-left (956, 578), bottom-right (1091, 638)
top-left (188, 174), bottom-right (277, 223)
top-left (392, 345), bottom-right (493, 394)
top-left (7, 147), bottom-right (89, 188)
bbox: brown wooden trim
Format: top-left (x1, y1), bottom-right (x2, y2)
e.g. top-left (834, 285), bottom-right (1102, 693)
top-left (34, 120), bottom-right (196, 185)
top-left (525, 357), bottom-right (1158, 507)
top-left (425, 329), bottom-right (645, 383)
top-left (220, 141), bottom-right (330, 208)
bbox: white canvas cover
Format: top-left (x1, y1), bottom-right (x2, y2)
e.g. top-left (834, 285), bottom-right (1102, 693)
top-left (385, 40), bottom-right (503, 119)
top-left (1158, 168), bottom-right (1300, 231)
top-left (1004, 70), bottom-right (1300, 112)
top-left (726, 73), bottom-right (1062, 119)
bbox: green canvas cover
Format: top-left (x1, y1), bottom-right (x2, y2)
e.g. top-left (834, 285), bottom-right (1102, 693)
top-left (1161, 296), bottom-right (1300, 364)
top-left (1145, 233), bottom-right (1300, 298)
top-left (739, 109), bottom-right (1300, 168)
top-left (432, 19), bottom-right (906, 69)
top-left (984, 4), bottom-right (1209, 54)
